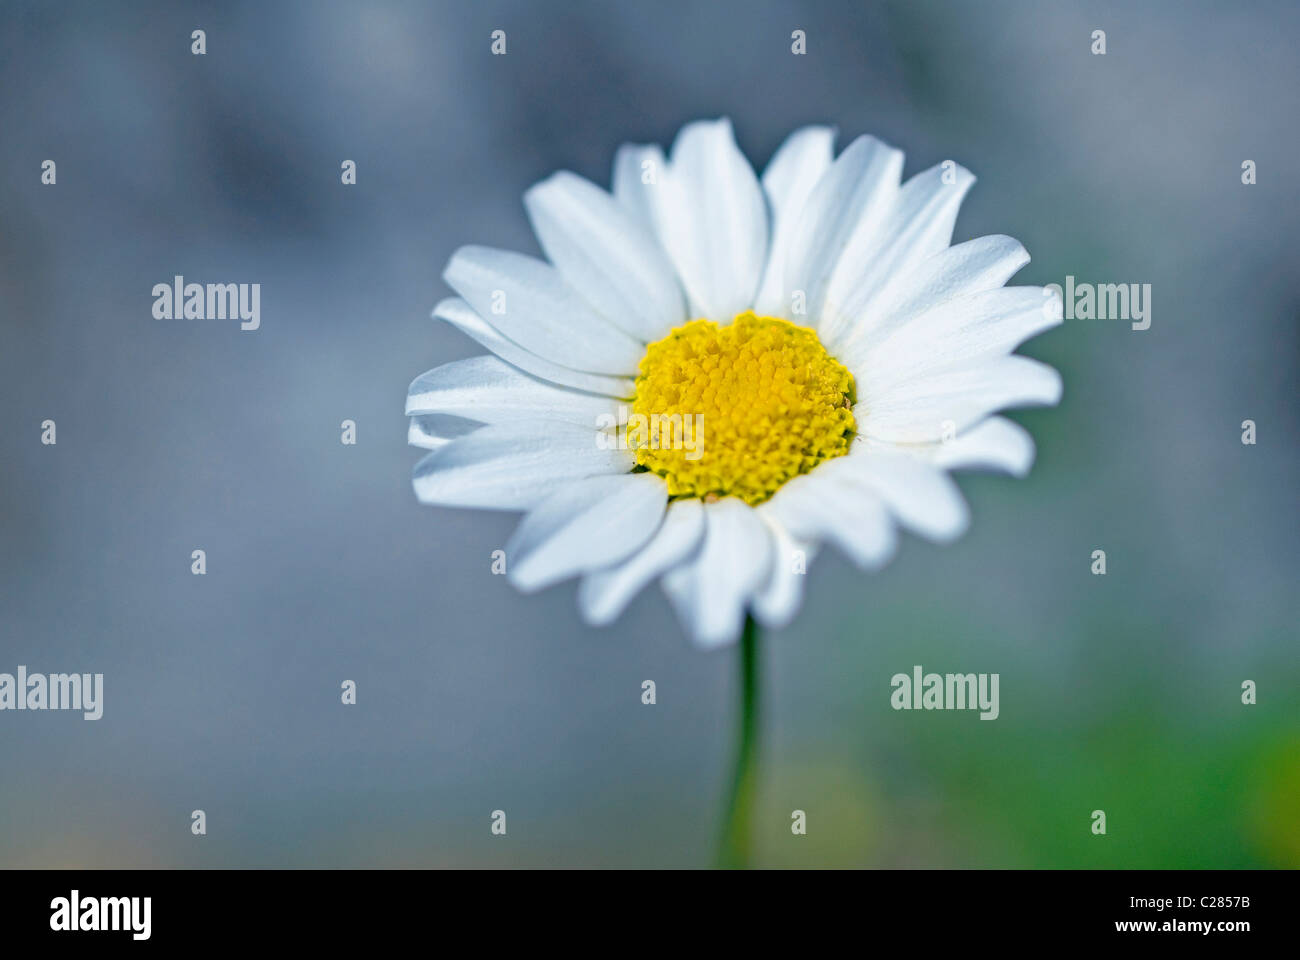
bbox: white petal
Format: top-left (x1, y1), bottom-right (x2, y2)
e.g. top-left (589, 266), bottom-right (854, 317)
top-left (834, 235), bottom-right (1032, 370)
top-left (524, 171), bottom-right (685, 342)
top-left (829, 453), bottom-right (969, 543)
top-left (861, 356), bottom-right (1063, 443)
top-left (860, 416), bottom-right (1037, 478)
top-left (750, 513), bottom-right (816, 630)
top-left (661, 497), bottom-right (773, 648)
top-left (506, 473), bottom-right (668, 592)
top-left (412, 419), bottom-right (632, 510)
top-left (859, 286), bottom-right (1064, 393)
top-left (821, 160), bottom-right (976, 347)
top-left (763, 472), bottom-right (897, 570)
top-left (408, 413), bottom-right (479, 451)
top-left (782, 134), bottom-right (904, 327)
top-left (932, 416), bottom-right (1036, 476)
top-left (612, 143), bottom-right (668, 236)
top-left (753, 125), bottom-right (836, 317)
top-left (654, 118), bottom-right (769, 322)
top-left (443, 246), bottom-right (644, 374)
top-left (407, 355), bottom-right (619, 429)
top-left (577, 498), bottom-right (705, 626)
top-left (433, 297), bottom-right (634, 397)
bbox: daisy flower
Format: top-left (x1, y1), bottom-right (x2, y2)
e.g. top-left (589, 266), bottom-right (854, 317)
top-left (408, 118), bottom-right (1063, 650)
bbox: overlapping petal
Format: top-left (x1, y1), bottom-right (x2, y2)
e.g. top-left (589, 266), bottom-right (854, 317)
top-left (524, 171), bottom-right (685, 342)
top-left (627, 119), bottom-right (769, 323)
top-left (412, 419), bottom-right (631, 510)
top-left (444, 246), bottom-right (644, 374)
top-left (578, 498), bottom-right (706, 626)
top-left (407, 355), bottom-right (620, 428)
top-left (432, 297), bottom-right (634, 398)
top-left (506, 473), bottom-right (668, 592)
top-left (754, 125), bottom-right (836, 316)
top-left (661, 498), bottom-right (773, 648)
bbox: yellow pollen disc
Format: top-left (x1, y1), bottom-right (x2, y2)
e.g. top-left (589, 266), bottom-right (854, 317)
top-left (629, 311), bottom-right (856, 506)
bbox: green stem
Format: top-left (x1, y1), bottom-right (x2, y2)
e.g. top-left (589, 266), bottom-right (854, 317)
top-left (718, 614), bottom-right (761, 869)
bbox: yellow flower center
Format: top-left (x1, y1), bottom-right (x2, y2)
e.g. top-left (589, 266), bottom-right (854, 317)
top-left (629, 311), bottom-right (856, 506)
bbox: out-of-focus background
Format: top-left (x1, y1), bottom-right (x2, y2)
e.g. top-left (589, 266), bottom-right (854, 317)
top-left (1, 0), bottom-right (1296, 868)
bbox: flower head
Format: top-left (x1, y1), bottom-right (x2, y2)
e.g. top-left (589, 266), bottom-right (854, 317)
top-left (408, 119), bottom-right (1062, 647)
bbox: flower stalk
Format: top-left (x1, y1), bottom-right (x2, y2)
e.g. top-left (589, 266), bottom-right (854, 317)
top-left (718, 614), bottom-right (761, 868)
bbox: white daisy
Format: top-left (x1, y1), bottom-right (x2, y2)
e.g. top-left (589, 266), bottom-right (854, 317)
top-left (408, 118), bottom-right (1062, 649)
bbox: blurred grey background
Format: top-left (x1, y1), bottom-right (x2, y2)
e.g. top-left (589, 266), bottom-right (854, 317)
top-left (1, 0), bottom-right (1296, 867)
